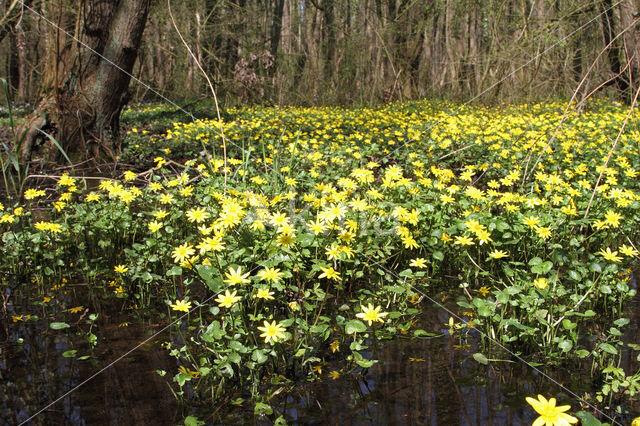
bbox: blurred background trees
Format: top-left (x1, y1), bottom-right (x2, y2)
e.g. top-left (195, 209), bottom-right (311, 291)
top-left (1, 0), bottom-right (639, 108)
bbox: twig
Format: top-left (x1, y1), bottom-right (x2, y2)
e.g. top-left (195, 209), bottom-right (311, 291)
top-left (522, 16), bottom-right (639, 184)
top-left (583, 82), bottom-right (640, 221)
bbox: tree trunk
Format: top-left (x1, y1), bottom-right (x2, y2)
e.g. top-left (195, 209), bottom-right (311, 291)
top-left (19, 0), bottom-right (150, 165)
top-left (600, 0), bottom-right (629, 97)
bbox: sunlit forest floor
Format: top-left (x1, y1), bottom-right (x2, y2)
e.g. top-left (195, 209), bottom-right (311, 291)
top-left (2, 99), bottom-right (640, 424)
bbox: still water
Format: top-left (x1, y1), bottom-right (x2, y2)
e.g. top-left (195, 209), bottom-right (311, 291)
top-left (2, 288), bottom-right (639, 425)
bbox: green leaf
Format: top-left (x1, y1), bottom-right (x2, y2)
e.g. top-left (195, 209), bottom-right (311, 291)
top-left (184, 416), bottom-right (205, 426)
top-left (599, 343), bottom-right (618, 355)
top-left (472, 353), bottom-right (488, 365)
top-left (167, 266), bottom-right (183, 276)
top-left (251, 349), bottom-right (268, 364)
top-left (433, 251), bottom-right (444, 261)
top-left (355, 358), bottom-right (376, 368)
top-left (50, 322), bottom-right (70, 330)
top-left (531, 261), bottom-right (553, 274)
top-left (614, 318), bottom-right (630, 327)
top-left (414, 329), bottom-right (437, 337)
top-left (562, 319), bottom-right (577, 330)
top-left (254, 402), bottom-right (273, 416)
top-left (62, 350), bottom-right (77, 358)
top-left (568, 270), bottom-right (581, 281)
top-left (228, 352), bottom-right (241, 364)
top-left (574, 411), bottom-right (604, 426)
top-left (558, 340), bottom-right (573, 352)
top-left (345, 319), bottom-right (367, 334)
top-left (174, 372), bottom-right (192, 386)
top-left (229, 340), bottom-right (247, 353)
top-left (576, 349), bottom-right (590, 358)
top-left (589, 262), bottom-right (602, 273)
top-left (528, 257), bottom-right (542, 266)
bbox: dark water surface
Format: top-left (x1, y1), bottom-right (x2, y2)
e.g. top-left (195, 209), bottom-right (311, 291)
top-left (2, 285), bottom-right (640, 425)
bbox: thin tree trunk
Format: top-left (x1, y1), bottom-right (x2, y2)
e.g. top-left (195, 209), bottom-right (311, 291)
top-left (19, 0), bottom-right (151, 165)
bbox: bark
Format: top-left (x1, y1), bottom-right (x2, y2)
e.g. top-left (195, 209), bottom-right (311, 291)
top-left (269, 0), bottom-right (286, 76)
top-left (19, 0), bottom-right (151, 165)
top-left (601, 0), bottom-right (629, 96)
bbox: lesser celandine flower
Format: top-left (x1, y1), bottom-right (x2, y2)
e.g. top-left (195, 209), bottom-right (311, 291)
top-left (148, 221), bottom-right (163, 232)
top-left (525, 394), bottom-right (577, 426)
top-left (172, 243), bottom-right (195, 263)
top-left (356, 303), bottom-right (388, 326)
top-left (454, 235), bottom-right (474, 246)
top-left (256, 267), bottom-right (283, 283)
top-left (257, 320), bottom-right (287, 344)
top-left (224, 266), bottom-right (251, 285)
top-left (598, 247), bottom-right (622, 262)
top-left (170, 299), bottom-right (192, 312)
top-left (533, 278), bottom-right (548, 290)
top-left (254, 288), bottom-right (275, 300)
top-left (409, 258), bottom-right (427, 268)
top-left (619, 244), bottom-right (639, 257)
top-left (215, 290), bottom-right (242, 308)
top-left (488, 249), bottom-right (509, 259)
top-left (319, 266), bottom-right (341, 281)
top-left (114, 265), bottom-right (128, 273)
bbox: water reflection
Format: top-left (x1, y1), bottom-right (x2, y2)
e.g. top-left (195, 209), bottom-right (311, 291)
top-left (4, 281), bottom-right (640, 424)
top-left (271, 308), bottom-right (540, 425)
top-left (1, 310), bottom-right (178, 425)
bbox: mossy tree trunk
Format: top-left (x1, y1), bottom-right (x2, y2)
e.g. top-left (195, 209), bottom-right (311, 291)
top-left (19, 0), bottom-right (151, 165)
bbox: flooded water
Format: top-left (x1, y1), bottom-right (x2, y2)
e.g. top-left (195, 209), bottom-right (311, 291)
top-left (2, 285), bottom-right (640, 425)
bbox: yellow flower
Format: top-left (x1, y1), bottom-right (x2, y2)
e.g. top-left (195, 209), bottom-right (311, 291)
top-left (329, 340), bottom-right (340, 353)
top-left (603, 210), bottom-right (621, 228)
top-left (488, 249), bottom-right (508, 259)
top-left (257, 320), bottom-right (287, 344)
top-left (598, 247), bottom-right (622, 263)
top-left (254, 288), bottom-right (275, 300)
top-left (535, 226), bottom-right (552, 240)
top-left (319, 266), bottom-right (341, 281)
top-left (523, 216), bottom-right (540, 228)
top-left (224, 266), bottom-right (251, 285)
top-left (525, 395), bottom-right (578, 426)
top-left (153, 210), bottom-right (169, 219)
top-left (215, 290), bottom-right (242, 308)
top-left (148, 221), bottom-right (163, 232)
top-left (114, 265), bottom-right (128, 274)
top-left (58, 173), bottom-right (76, 187)
top-left (256, 267), bottom-right (283, 283)
top-left (454, 235), bottom-right (474, 246)
top-left (477, 286), bottom-right (491, 296)
top-left (68, 306), bottom-right (84, 314)
top-left (409, 258), bottom-right (427, 268)
top-left (177, 366), bottom-right (200, 379)
top-left (356, 303), bottom-right (388, 326)
top-left (328, 370), bottom-right (340, 380)
top-left (24, 188), bottom-right (46, 199)
top-left (170, 299), bottom-right (192, 312)
top-left (186, 207), bottom-right (210, 223)
top-left (85, 193), bottom-right (100, 202)
top-left (277, 232), bottom-right (296, 247)
top-left (619, 244), bottom-right (639, 257)
top-left (533, 278), bottom-right (548, 290)
top-left (123, 170), bottom-right (137, 181)
top-left (172, 243), bottom-right (195, 264)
